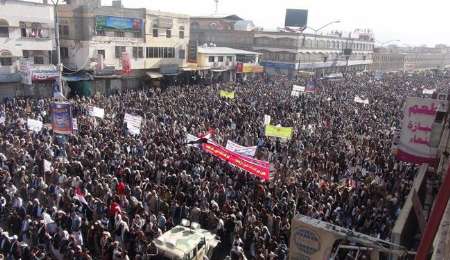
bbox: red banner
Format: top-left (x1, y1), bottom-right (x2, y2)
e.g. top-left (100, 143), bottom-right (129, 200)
top-left (202, 142), bottom-right (270, 181)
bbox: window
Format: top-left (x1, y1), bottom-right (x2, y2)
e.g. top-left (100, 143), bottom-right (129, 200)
top-left (34, 56), bottom-right (44, 65)
top-left (59, 25), bottom-right (69, 36)
top-left (153, 28), bottom-right (158, 37)
top-left (163, 47), bottom-right (168, 58)
top-left (166, 29), bottom-right (171, 38)
top-left (115, 46), bottom-right (126, 58)
top-left (168, 48), bottom-right (175, 58)
top-left (114, 31), bottom-right (125, 37)
top-left (0, 58), bottom-right (12, 66)
top-left (133, 31), bottom-right (142, 38)
top-left (145, 47), bottom-right (175, 58)
top-left (23, 50), bottom-right (30, 58)
top-left (227, 56), bottom-right (233, 62)
top-left (98, 50), bottom-right (105, 59)
top-left (146, 47), bottom-right (154, 58)
top-left (218, 56), bottom-right (224, 62)
top-left (179, 26), bottom-right (184, 39)
top-left (96, 30), bottom-right (106, 36)
top-left (179, 49), bottom-right (185, 59)
top-left (60, 47), bottom-right (69, 59)
top-left (0, 26), bottom-right (9, 38)
top-left (133, 47), bottom-right (143, 58)
top-left (208, 56), bottom-right (215, 62)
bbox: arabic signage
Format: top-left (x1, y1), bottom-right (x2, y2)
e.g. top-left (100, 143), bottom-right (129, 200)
top-left (236, 63), bottom-right (264, 73)
top-left (397, 97), bottom-right (448, 164)
top-left (202, 142), bottom-right (270, 181)
top-left (19, 61), bottom-right (59, 84)
top-left (96, 16), bottom-right (143, 32)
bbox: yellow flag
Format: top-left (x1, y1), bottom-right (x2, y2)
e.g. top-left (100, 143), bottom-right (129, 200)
top-left (219, 90), bottom-right (235, 99)
top-left (265, 124), bottom-right (293, 139)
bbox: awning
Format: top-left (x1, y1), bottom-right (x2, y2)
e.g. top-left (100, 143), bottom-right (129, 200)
top-left (146, 72), bottom-right (163, 79)
top-left (62, 73), bottom-right (93, 82)
top-left (211, 69), bottom-right (229, 72)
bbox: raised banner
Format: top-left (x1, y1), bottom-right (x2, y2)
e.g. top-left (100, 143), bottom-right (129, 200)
top-left (27, 118), bottom-right (43, 132)
top-left (88, 106), bottom-right (105, 119)
top-left (354, 96), bottom-right (370, 105)
top-left (397, 97), bottom-right (448, 164)
top-left (51, 102), bottom-right (73, 135)
top-left (265, 124), bottom-right (293, 139)
top-left (202, 142), bottom-right (270, 181)
top-left (226, 140), bottom-right (257, 157)
top-left (124, 113), bottom-right (142, 135)
top-left (264, 114), bottom-right (271, 126)
top-left (219, 90), bottom-right (235, 99)
top-left (422, 88), bottom-right (436, 95)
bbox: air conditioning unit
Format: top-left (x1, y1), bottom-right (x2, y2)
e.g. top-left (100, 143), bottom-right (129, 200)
top-left (213, 62), bottom-right (219, 67)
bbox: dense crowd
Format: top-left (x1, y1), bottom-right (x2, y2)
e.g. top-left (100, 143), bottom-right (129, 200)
top-left (0, 71), bottom-right (448, 260)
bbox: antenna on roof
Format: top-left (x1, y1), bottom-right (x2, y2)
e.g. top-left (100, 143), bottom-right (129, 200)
top-left (214, 0), bottom-right (219, 14)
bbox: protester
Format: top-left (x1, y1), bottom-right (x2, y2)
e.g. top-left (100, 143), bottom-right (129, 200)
top-left (0, 70), bottom-right (447, 259)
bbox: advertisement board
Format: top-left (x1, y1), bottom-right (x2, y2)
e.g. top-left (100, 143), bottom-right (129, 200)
top-left (96, 16), bottom-right (143, 32)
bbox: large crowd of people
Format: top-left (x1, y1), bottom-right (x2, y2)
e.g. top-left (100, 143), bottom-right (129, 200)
top-left (0, 71), bottom-right (448, 260)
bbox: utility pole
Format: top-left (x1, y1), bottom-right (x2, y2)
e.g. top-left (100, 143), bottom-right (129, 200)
top-left (51, 0), bottom-right (63, 94)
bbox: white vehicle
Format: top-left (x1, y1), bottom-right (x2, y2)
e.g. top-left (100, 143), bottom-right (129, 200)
top-left (153, 221), bottom-right (220, 260)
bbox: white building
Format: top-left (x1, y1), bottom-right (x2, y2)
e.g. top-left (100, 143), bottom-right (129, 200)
top-left (0, 0), bottom-right (58, 97)
top-left (144, 10), bottom-right (190, 76)
top-left (197, 46), bottom-right (262, 81)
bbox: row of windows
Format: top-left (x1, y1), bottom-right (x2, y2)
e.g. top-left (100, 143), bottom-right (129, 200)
top-left (255, 37), bottom-right (374, 51)
top-left (60, 47), bottom-right (186, 60)
top-left (0, 22), bottom-right (50, 39)
top-left (152, 28), bottom-right (184, 39)
top-left (207, 56), bottom-right (233, 63)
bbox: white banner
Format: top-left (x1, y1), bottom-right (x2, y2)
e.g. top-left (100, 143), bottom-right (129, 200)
top-left (72, 118), bottom-right (78, 131)
top-left (264, 115), bottom-right (271, 126)
top-left (124, 113), bottom-right (142, 135)
top-left (0, 113), bottom-right (5, 125)
top-left (422, 88), bottom-right (436, 95)
top-left (398, 97), bottom-right (448, 164)
top-left (293, 85), bottom-right (305, 92)
top-left (291, 90), bottom-right (300, 97)
top-left (27, 118), bottom-right (43, 132)
top-left (44, 159), bottom-right (52, 172)
top-left (354, 96), bottom-right (369, 105)
top-left (186, 133), bottom-right (201, 148)
top-left (88, 106), bottom-right (105, 119)
top-left (226, 140), bottom-right (257, 157)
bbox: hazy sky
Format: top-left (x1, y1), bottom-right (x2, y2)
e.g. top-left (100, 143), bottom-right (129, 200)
top-left (104, 0), bottom-right (448, 46)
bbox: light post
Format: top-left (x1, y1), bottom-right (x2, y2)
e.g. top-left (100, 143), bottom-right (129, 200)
top-left (376, 39), bottom-right (400, 47)
top-left (51, 0), bottom-right (63, 95)
top-left (301, 20), bottom-right (341, 74)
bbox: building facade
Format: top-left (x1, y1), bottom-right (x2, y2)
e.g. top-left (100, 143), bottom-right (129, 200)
top-left (253, 31), bottom-right (374, 76)
top-left (0, 0), bottom-right (58, 98)
top-left (188, 15), bottom-right (255, 62)
top-left (197, 46), bottom-right (261, 81)
top-left (370, 52), bottom-right (406, 72)
top-left (403, 52), bottom-right (450, 71)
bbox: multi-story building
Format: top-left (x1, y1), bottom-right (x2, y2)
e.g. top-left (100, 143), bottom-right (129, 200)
top-left (188, 15), bottom-right (255, 63)
top-left (196, 46), bottom-right (262, 81)
top-left (403, 51), bottom-right (450, 71)
top-left (144, 10), bottom-right (189, 77)
top-left (57, 0), bottom-right (189, 94)
top-left (370, 51), bottom-right (406, 72)
top-left (0, 0), bottom-right (58, 98)
top-left (253, 30), bottom-right (374, 76)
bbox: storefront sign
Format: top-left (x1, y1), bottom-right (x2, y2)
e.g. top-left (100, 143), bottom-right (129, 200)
top-left (96, 16), bottom-right (143, 32)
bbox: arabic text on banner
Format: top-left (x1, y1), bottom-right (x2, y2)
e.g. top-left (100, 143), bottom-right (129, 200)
top-left (265, 124), bottom-right (293, 139)
top-left (27, 118), bottom-right (43, 132)
top-left (51, 102), bottom-right (73, 135)
top-left (202, 142), bottom-right (270, 181)
top-left (88, 106), bottom-right (105, 119)
top-left (226, 140), bottom-right (257, 157)
top-left (124, 113), bottom-right (142, 135)
top-left (354, 96), bottom-right (370, 105)
top-left (219, 90), bottom-right (235, 99)
top-left (397, 97), bottom-right (448, 164)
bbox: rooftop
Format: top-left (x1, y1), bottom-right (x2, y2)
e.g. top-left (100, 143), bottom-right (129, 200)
top-left (197, 47), bottom-right (260, 56)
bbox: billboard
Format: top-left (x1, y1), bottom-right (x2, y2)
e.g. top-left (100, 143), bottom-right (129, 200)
top-left (95, 16), bottom-right (143, 32)
top-left (285, 9), bottom-right (308, 28)
top-left (397, 97), bottom-right (448, 164)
